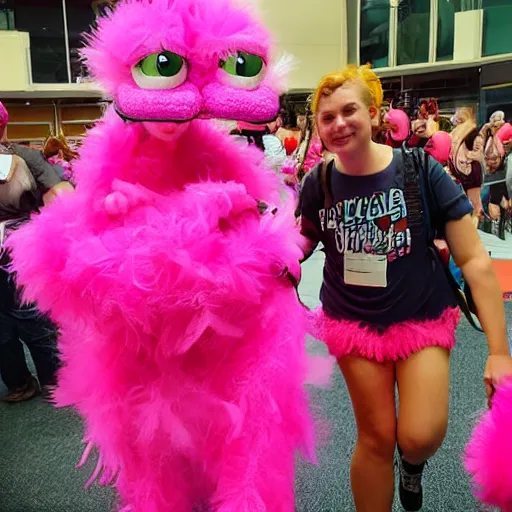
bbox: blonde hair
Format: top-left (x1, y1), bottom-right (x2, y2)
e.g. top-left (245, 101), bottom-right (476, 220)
top-left (312, 64), bottom-right (383, 115)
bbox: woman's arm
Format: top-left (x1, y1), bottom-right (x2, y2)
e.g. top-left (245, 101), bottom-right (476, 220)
top-left (445, 215), bottom-right (512, 400)
top-left (297, 169), bottom-right (323, 262)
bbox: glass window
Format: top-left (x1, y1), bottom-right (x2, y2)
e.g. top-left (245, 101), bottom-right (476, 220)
top-left (482, 0), bottom-right (512, 57)
top-left (65, 1), bottom-right (98, 83)
top-left (347, 0), bottom-right (359, 66)
top-left (436, 0), bottom-right (460, 61)
top-left (396, 0), bottom-right (430, 66)
top-left (0, 0), bottom-right (15, 30)
top-left (360, 0), bottom-right (390, 68)
top-left (13, 0), bottom-right (69, 83)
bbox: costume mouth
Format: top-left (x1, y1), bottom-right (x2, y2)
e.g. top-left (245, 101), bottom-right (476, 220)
top-left (114, 103), bottom-right (278, 126)
top-left (113, 82), bottom-right (280, 127)
top-left (114, 104), bottom-right (195, 124)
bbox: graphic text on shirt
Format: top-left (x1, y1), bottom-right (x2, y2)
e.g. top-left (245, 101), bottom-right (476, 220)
top-left (319, 188), bottom-right (411, 262)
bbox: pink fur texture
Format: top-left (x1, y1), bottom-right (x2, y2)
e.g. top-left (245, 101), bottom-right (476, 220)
top-left (464, 378), bottom-right (512, 511)
top-left (85, 0), bottom-right (279, 123)
top-left (6, 1), bottom-right (332, 510)
top-left (425, 131), bottom-right (452, 166)
top-left (311, 307), bottom-right (460, 362)
top-left (303, 137), bottom-right (323, 174)
top-left (9, 112), bottom-right (325, 511)
top-left (385, 108), bottom-right (410, 142)
top-left (0, 101), bottom-right (8, 130)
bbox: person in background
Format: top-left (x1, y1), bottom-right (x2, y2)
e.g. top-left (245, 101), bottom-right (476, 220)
top-left (0, 101), bottom-right (73, 402)
top-left (448, 108), bottom-right (484, 226)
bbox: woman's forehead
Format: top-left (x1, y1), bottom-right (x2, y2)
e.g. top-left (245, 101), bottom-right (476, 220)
top-left (318, 83), bottom-right (365, 112)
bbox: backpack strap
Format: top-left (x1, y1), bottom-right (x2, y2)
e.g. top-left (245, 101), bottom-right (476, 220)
top-left (399, 146), bottom-right (483, 332)
top-left (319, 157), bottom-right (334, 210)
top-left (396, 145), bottom-right (428, 244)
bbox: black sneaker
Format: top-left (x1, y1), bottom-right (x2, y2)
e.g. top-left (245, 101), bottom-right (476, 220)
top-left (397, 448), bottom-right (425, 511)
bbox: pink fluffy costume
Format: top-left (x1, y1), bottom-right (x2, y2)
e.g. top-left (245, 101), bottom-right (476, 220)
top-left (7, 1), bottom-right (332, 511)
top-left (465, 378), bottom-right (512, 511)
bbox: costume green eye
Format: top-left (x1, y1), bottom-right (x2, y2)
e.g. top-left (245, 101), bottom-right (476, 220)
top-left (132, 51), bottom-right (187, 90)
top-left (221, 52), bottom-right (264, 78)
top-left (138, 51), bottom-right (184, 77)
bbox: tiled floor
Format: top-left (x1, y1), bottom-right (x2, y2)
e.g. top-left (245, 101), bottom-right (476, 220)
top-left (479, 229), bottom-right (512, 261)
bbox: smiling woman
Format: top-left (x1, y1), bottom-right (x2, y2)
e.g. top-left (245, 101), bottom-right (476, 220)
top-left (299, 63), bottom-right (512, 512)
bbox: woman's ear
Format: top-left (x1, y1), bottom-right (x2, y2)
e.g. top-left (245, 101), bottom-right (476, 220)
top-left (369, 105), bottom-right (379, 120)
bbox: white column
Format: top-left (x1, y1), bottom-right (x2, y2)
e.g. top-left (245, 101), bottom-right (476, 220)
top-left (62, 0), bottom-right (72, 83)
top-left (389, 0), bottom-right (399, 68)
top-left (428, 0), bottom-right (438, 63)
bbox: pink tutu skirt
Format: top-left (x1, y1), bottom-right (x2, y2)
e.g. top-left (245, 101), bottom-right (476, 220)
top-left (310, 307), bottom-right (460, 362)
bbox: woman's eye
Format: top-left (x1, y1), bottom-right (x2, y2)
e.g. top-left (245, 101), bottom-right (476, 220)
top-left (132, 51), bottom-right (187, 90)
top-left (219, 52), bottom-right (266, 89)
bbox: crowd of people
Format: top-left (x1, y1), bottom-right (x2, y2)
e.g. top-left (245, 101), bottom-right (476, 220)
top-left (234, 89), bottom-right (512, 244)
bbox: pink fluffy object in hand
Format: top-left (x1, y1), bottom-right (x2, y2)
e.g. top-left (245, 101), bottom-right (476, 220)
top-left (6, 1), bottom-right (332, 511)
top-left (303, 137), bottom-right (323, 173)
top-left (464, 378), bottom-right (512, 511)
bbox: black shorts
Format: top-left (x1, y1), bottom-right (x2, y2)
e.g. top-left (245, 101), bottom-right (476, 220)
top-left (489, 182), bottom-right (510, 205)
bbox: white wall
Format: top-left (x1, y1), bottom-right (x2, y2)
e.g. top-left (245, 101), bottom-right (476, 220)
top-left (258, 0), bottom-right (347, 90)
top-left (0, 31), bottom-right (31, 91)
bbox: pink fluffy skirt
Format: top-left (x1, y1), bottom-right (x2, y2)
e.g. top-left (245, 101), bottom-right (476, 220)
top-left (310, 307), bottom-right (460, 362)
top-left (464, 378), bottom-right (512, 511)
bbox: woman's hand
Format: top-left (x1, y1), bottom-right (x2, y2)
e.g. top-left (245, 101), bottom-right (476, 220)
top-left (484, 354), bottom-right (512, 407)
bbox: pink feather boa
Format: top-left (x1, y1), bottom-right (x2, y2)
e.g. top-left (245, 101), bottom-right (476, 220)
top-left (465, 378), bottom-right (512, 511)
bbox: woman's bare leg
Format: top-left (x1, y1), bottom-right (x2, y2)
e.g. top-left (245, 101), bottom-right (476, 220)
top-left (339, 356), bottom-right (397, 512)
top-left (396, 346), bottom-right (450, 464)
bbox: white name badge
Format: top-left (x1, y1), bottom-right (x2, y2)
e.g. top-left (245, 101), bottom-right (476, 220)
top-left (344, 250), bottom-right (388, 288)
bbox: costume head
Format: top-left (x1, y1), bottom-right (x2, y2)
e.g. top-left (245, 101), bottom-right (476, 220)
top-left (85, 0), bottom-right (285, 126)
top-left (0, 101), bottom-right (8, 140)
top-left (384, 108), bottom-right (410, 142)
top-left (425, 131), bottom-right (451, 165)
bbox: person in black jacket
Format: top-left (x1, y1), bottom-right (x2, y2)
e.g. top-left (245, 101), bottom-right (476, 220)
top-left (0, 101), bottom-right (73, 402)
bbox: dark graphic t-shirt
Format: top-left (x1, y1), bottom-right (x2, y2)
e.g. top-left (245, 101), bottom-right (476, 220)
top-left (299, 150), bottom-right (473, 330)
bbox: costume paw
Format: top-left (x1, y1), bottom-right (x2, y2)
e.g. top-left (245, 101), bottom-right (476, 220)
top-left (105, 179), bottom-right (157, 217)
top-left (104, 191), bottom-right (129, 216)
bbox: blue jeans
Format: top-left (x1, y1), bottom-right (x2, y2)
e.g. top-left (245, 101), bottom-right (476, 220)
top-left (0, 269), bottom-right (60, 391)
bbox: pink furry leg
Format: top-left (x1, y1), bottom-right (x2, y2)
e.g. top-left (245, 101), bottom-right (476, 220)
top-left (211, 430), bottom-right (295, 512)
top-left (464, 378), bottom-right (512, 511)
top-left (210, 383), bottom-right (301, 512)
top-left (115, 459), bottom-right (196, 512)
